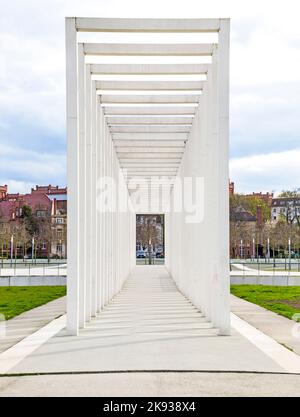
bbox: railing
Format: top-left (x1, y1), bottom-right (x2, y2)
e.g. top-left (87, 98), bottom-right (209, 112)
top-left (230, 258), bottom-right (300, 276)
top-left (0, 259), bottom-right (67, 277)
top-left (136, 257), bottom-right (165, 266)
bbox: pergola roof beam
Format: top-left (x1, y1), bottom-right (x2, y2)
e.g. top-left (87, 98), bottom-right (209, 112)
top-left (84, 43), bottom-right (213, 56)
top-left (107, 116), bottom-right (193, 125)
top-left (119, 158), bottom-right (182, 163)
top-left (96, 80), bottom-right (204, 91)
top-left (110, 126), bottom-right (191, 133)
top-left (117, 152), bottom-right (183, 158)
top-left (103, 106), bottom-right (196, 115)
top-left (100, 95), bottom-right (200, 103)
top-left (75, 18), bottom-right (221, 33)
top-left (116, 147), bottom-right (184, 153)
top-left (91, 64), bottom-right (209, 75)
top-left (112, 132), bottom-right (188, 140)
top-left (114, 140), bottom-right (186, 147)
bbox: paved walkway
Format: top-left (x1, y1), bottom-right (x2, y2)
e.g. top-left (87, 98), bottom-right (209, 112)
top-left (3, 267), bottom-right (300, 395)
top-left (231, 294), bottom-right (300, 355)
top-left (1, 266), bottom-right (286, 375)
top-left (0, 297), bottom-right (66, 354)
top-left (1, 372), bottom-right (300, 397)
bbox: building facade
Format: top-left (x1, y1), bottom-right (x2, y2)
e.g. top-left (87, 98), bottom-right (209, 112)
top-left (0, 185), bottom-right (67, 259)
top-left (271, 197), bottom-right (300, 223)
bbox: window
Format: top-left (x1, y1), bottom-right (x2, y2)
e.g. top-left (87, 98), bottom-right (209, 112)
top-left (36, 210), bottom-right (46, 217)
top-left (56, 218), bottom-right (63, 224)
top-left (42, 242), bottom-right (47, 250)
top-left (56, 244), bottom-right (62, 252)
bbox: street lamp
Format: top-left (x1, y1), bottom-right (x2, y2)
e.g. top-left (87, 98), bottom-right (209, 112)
top-left (267, 237), bottom-right (270, 263)
top-left (10, 234), bottom-right (14, 265)
top-left (240, 239), bottom-right (243, 259)
top-left (252, 237), bottom-right (255, 261)
top-left (32, 237), bottom-right (35, 264)
top-left (288, 237), bottom-right (291, 271)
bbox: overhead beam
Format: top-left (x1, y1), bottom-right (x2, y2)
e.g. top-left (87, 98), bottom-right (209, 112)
top-left (91, 64), bottom-right (209, 75)
top-left (110, 125), bottom-right (191, 133)
top-left (113, 140), bottom-right (186, 147)
top-left (100, 95), bottom-right (200, 104)
top-left (84, 43), bottom-right (213, 56)
top-left (96, 80), bottom-right (204, 91)
top-left (112, 132), bottom-right (188, 140)
top-left (116, 147), bottom-right (184, 153)
top-left (103, 106), bottom-right (196, 115)
top-left (119, 158), bottom-right (182, 163)
top-left (117, 152), bottom-right (183, 158)
top-left (75, 18), bottom-right (221, 32)
top-left (107, 116), bottom-right (193, 125)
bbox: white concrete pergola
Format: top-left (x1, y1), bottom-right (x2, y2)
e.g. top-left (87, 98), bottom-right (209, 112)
top-left (66, 18), bottom-right (230, 335)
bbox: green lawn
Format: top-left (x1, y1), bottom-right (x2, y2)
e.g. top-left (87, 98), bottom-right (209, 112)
top-left (231, 285), bottom-right (300, 321)
top-left (0, 286), bottom-right (66, 320)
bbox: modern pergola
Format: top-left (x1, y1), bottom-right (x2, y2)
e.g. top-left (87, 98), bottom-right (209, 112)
top-left (66, 17), bottom-right (230, 335)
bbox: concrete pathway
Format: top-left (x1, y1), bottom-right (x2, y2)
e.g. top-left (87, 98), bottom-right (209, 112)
top-left (0, 297), bottom-right (66, 354)
top-left (1, 266), bottom-right (285, 375)
top-left (3, 266), bottom-right (300, 396)
top-left (1, 371), bottom-right (300, 397)
top-left (231, 294), bottom-right (300, 355)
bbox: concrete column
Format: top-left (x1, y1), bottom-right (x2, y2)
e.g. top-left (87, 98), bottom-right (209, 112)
top-left (78, 43), bottom-right (86, 328)
top-left (91, 80), bottom-right (97, 317)
top-left (85, 64), bottom-right (92, 322)
top-left (210, 19), bottom-right (230, 335)
top-left (65, 18), bottom-right (80, 335)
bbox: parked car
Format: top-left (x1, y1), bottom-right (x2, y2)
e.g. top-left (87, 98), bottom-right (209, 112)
top-left (136, 250), bottom-right (146, 258)
top-left (156, 252), bottom-right (164, 258)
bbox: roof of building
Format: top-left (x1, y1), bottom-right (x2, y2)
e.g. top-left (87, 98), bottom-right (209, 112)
top-left (272, 197), bottom-right (300, 206)
top-left (230, 206), bottom-right (256, 222)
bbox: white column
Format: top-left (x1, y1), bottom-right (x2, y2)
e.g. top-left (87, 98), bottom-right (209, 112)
top-left (65, 17), bottom-right (80, 335)
top-left (85, 63), bottom-right (92, 322)
top-left (96, 103), bottom-right (102, 313)
top-left (91, 80), bottom-right (97, 316)
top-left (211, 19), bottom-right (230, 334)
top-left (78, 43), bottom-right (86, 328)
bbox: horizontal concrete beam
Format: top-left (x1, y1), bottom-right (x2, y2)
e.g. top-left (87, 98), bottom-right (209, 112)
top-left (114, 140), bottom-right (186, 147)
top-left (112, 132), bottom-right (188, 140)
top-left (104, 106), bottom-right (196, 115)
top-left (91, 64), bottom-right (210, 75)
top-left (110, 125), bottom-right (191, 133)
top-left (75, 18), bottom-right (221, 32)
top-left (116, 147), bottom-right (184, 153)
top-left (117, 152), bottom-right (183, 158)
top-left (84, 43), bottom-right (213, 56)
top-left (96, 80), bottom-right (204, 91)
top-left (107, 116), bottom-right (193, 124)
top-left (121, 164), bottom-right (180, 168)
top-left (100, 95), bottom-right (200, 103)
top-left (119, 158), bottom-right (182, 163)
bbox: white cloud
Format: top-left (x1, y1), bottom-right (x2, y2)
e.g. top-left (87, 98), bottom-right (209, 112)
top-left (230, 148), bottom-right (300, 193)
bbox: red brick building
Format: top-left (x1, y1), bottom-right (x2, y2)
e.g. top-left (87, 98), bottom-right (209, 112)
top-left (0, 185), bottom-right (67, 259)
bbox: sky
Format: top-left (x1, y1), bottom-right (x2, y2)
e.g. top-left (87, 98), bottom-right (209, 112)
top-left (0, 0), bottom-right (300, 195)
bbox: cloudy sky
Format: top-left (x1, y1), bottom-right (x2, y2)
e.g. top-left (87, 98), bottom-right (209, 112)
top-left (0, 0), bottom-right (300, 194)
